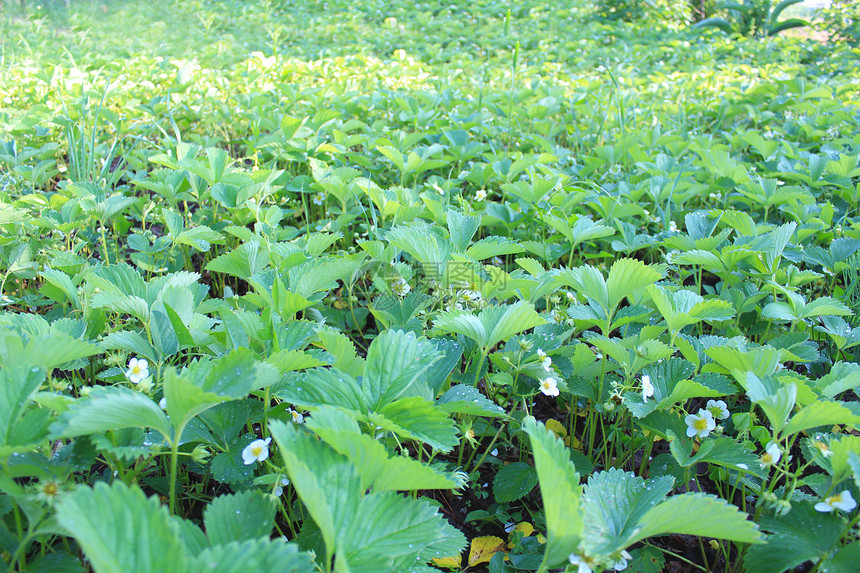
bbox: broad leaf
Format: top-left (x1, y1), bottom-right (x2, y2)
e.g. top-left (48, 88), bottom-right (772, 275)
top-left (51, 386), bottom-right (171, 441)
top-left (523, 416), bottom-right (583, 569)
top-left (203, 491), bottom-right (275, 546)
top-left (55, 482), bottom-right (187, 573)
top-left (188, 539), bottom-right (315, 573)
top-left (744, 503), bottom-right (842, 573)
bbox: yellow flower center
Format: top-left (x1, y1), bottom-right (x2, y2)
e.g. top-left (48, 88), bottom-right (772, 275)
top-left (251, 446), bottom-right (263, 457)
top-left (131, 365), bottom-right (142, 375)
top-left (827, 493), bottom-right (843, 505)
top-left (693, 417), bottom-right (709, 431)
top-left (761, 453), bottom-right (773, 464)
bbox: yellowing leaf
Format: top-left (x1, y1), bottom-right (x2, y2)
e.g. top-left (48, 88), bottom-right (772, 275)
top-left (468, 535), bottom-right (506, 566)
top-left (513, 522), bottom-right (535, 537)
top-left (507, 522), bottom-right (536, 548)
top-left (431, 555), bottom-right (462, 569)
top-left (546, 419), bottom-right (567, 438)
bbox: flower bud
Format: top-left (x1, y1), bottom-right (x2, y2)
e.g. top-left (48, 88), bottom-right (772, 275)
top-left (191, 445), bottom-right (212, 463)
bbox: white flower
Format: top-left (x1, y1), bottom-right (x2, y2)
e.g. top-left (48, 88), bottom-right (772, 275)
top-left (289, 408), bottom-right (305, 424)
top-left (475, 189), bottom-right (488, 201)
top-left (391, 277), bottom-right (410, 297)
top-left (125, 357), bottom-right (150, 384)
top-left (566, 291), bottom-right (577, 303)
top-left (813, 438), bottom-right (833, 458)
top-left (685, 409), bottom-right (715, 438)
top-left (705, 399), bottom-right (729, 420)
top-left (312, 191), bottom-right (326, 205)
top-left (760, 442), bottom-right (781, 467)
top-left (542, 356), bottom-right (553, 372)
top-left (159, 397), bottom-right (167, 410)
top-left (540, 377), bottom-right (560, 397)
top-left (815, 490), bottom-right (857, 513)
top-left (641, 375), bottom-right (654, 402)
top-left (537, 348), bottom-right (547, 359)
top-left (612, 550), bottom-right (633, 571)
top-left (242, 437), bottom-right (272, 465)
top-left (568, 553), bottom-right (595, 573)
top-left (272, 477), bottom-right (290, 496)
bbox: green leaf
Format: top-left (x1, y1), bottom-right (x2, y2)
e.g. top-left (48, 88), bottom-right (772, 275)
top-left (493, 462), bottom-right (537, 502)
top-left (433, 301), bottom-right (544, 352)
top-left (447, 209), bottom-right (480, 252)
top-left (635, 492), bottom-right (760, 545)
top-left (100, 330), bottom-right (158, 364)
top-left (744, 503), bottom-right (843, 573)
top-left (269, 420), bottom-right (360, 562)
top-left (436, 385), bottom-right (506, 418)
top-left (39, 268), bottom-right (81, 309)
top-left (669, 434), bottom-right (767, 479)
top-left (692, 16), bottom-right (734, 33)
top-left (188, 539), bottom-right (315, 573)
top-left (203, 491), bottom-right (275, 546)
top-left (276, 368), bottom-right (367, 412)
top-left (523, 416), bottom-right (583, 569)
top-left (51, 386), bottom-right (171, 441)
top-left (820, 541), bottom-right (860, 573)
top-left (581, 469), bottom-right (675, 555)
top-left (306, 406), bottom-right (465, 492)
top-left (209, 434), bottom-right (256, 484)
top-left (205, 241), bottom-right (270, 280)
top-left (266, 349), bottom-right (326, 374)
top-left (464, 236), bottom-right (524, 261)
top-left (164, 348), bottom-right (278, 431)
top-left (363, 329), bottom-right (441, 406)
top-left (339, 492), bottom-right (466, 573)
top-left (0, 366), bottom-right (45, 448)
top-left (606, 258), bottom-right (664, 313)
top-left (55, 482), bottom-right (187, 573)
top-left (24, 552), bottom-right (85, 573)
top-left (782, 400), bottom-right (860, 438)
top-left (372, 397), bottom-right (459, 452)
